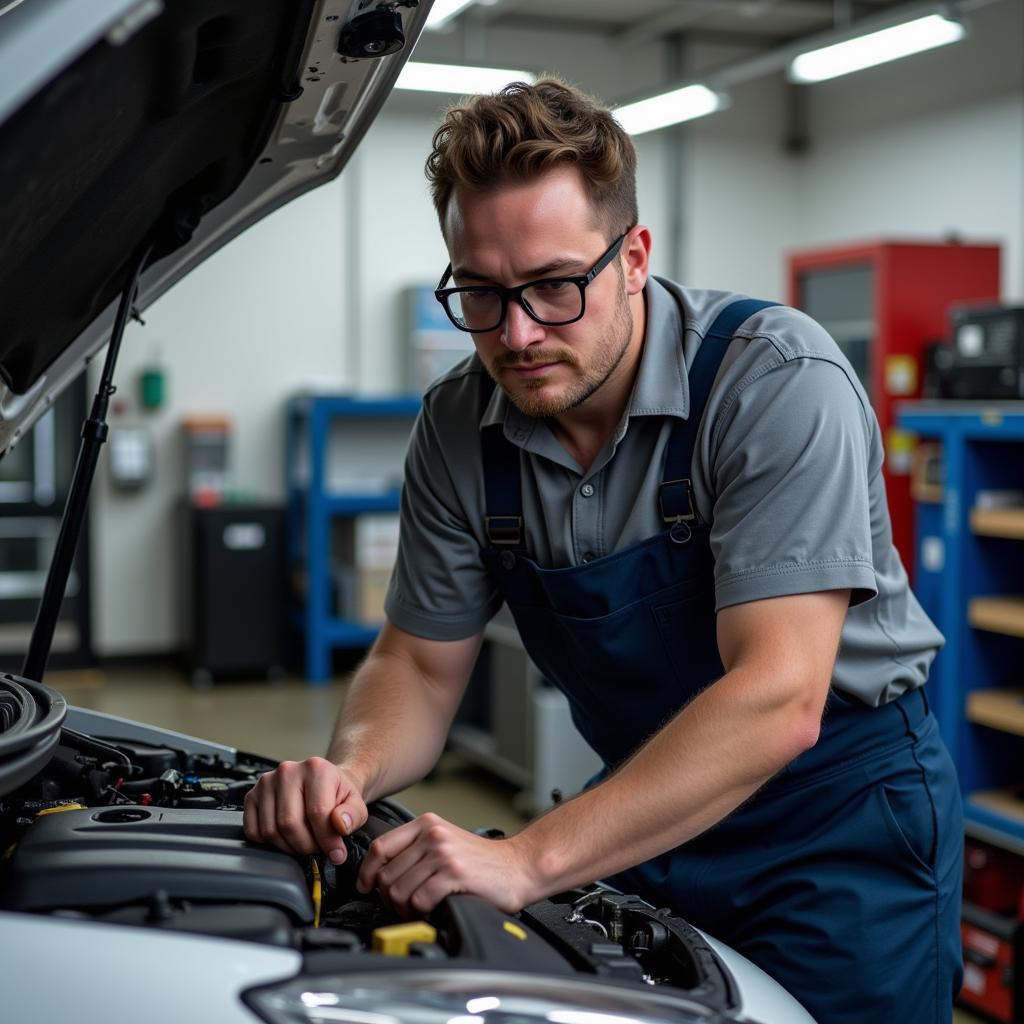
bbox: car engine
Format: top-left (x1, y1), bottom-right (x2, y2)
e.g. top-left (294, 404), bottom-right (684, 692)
top-left (0, 716), bottom-right (739, 1017)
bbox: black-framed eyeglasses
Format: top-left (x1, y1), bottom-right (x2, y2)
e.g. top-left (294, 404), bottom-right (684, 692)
top-left (434, 232), bottom-right (628, 334)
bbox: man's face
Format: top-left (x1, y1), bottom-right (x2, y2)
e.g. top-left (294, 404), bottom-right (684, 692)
top-left (444, 166), bottom-right (643, 419)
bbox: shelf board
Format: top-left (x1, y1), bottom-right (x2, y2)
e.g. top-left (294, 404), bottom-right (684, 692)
top-left (964, 816), bottom-right (1024, 857)
top-left (289, 395), bottom-right (421, 418)
top-left (289, 488), bottom-right (402, 515)
top-left (971, 506), bottom-right (1024, 540)
top-left (967, 688), bottom-right (1024, 737)
top-left (325, 492), bottom-right (402, 515)
top-left (911, 482), bottom-right (943, 504)
top-left (968, 788), bottom-right (1024, 827)
top-left (965, 795), bottom-right (1024, 852)
top-left (968, 596), bottom-right (1024, 639)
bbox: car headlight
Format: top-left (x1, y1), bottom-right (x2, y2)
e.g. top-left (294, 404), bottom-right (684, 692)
top-left (244, 968), bottom-right (733, 1024)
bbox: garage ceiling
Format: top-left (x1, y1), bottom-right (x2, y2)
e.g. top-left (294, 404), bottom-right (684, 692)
top-left (440, 0), bottom-right (920, 46)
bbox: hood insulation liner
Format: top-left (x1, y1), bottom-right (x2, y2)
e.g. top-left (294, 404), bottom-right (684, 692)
top-left (0, 0), bottom-right (314, 395)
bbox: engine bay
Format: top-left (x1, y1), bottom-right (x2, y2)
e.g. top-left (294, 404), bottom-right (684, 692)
top-left (0, 723), bottom-right (737, 1015)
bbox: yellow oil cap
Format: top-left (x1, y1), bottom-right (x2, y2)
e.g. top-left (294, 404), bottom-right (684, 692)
top-left (371, 922), bottom-right (438, 956)
top-left (36, 803), bottom-right (87, 816)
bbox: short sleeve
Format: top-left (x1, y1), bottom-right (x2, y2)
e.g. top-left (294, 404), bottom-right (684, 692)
top-left (708, 357), bottom-right (878, 612)
top-left (384, 396), bottom-right (503, 640)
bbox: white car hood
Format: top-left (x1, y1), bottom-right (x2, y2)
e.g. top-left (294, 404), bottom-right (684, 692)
top-left (0, 0), bottom-right (428, 455)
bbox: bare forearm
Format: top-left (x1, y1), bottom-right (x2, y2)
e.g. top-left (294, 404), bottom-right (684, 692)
top-left (341, 594), bottom-right (846, 918)
top-left (326, 648), bottom-right (455, 803)
top-left (513, 665), bottom-right (823, 901)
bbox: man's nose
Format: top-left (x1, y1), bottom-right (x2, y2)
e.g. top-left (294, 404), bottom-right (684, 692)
top-left (500, 300), bottom-right (545, 351)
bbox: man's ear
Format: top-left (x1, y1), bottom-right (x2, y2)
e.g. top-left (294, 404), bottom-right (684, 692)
top-left (622, 226), bottom-right (652, 296)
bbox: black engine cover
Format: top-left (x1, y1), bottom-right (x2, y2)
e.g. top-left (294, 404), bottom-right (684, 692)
top-left (0, 805), bottom-right (313, 923)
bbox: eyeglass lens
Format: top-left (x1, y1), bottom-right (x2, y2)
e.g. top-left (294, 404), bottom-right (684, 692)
top-left (448, 280), bottom-right (583, 332)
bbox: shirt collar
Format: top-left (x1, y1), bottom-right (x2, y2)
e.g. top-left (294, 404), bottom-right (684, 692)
top-left (626, 275), bottom-right (689, 422)
top-left (478, 275), bottom-right (690, 436)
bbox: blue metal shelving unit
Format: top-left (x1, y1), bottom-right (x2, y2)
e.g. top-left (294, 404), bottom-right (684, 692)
top-left (899, 401), bottom-right (1024, 853)
top-left (285, 394), bottom-right (421, 683)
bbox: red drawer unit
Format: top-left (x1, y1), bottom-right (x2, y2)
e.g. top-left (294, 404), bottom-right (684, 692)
top-left (961, 902), bottom-right (1022, 1022)
top-left (788, 240), bottom-right (1001, 575)
top-left (966, 839), bottom-right (1024, 918)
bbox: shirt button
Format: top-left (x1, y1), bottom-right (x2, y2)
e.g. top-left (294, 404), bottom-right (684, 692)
top-left (582, 552), bottom-right (596, 563)
top-left (581, 483), bottom-right (595, 498)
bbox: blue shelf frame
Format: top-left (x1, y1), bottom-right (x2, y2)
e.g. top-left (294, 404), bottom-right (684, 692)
top-left (898, 401), bottom-right (1024, 849)
top-left (285, 394), bottom-right (420, 683)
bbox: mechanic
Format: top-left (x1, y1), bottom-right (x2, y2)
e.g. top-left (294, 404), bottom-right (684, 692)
top-left (244, 78), bottom-right (963, 1023)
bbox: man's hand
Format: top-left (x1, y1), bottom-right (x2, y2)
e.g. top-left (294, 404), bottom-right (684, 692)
top-left (243, 757), bottom-right (368, 864)
top-left (356, 812), bottom-right (536, 916)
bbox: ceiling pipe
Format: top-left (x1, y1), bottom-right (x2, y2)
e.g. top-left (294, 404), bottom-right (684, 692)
top-left (621, 0), bottom-right (841, 48)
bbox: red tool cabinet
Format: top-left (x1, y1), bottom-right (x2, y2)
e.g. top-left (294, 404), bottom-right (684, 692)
top-left (961, 836), bottom-right (1024, 1021)
top-left (788, 240), bottom-right (1000, 574)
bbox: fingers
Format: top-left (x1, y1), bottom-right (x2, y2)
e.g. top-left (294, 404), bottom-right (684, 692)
top-left (381, 853), bottom-right (446, 916)
top-left (357, 816), bottom-right (425, 894)
top-left (276, 761), bottom-right (326, 856)
top-left (246, 775), bottom-right (288, 853)
top-left (395, 815), bottom-right (465, 914)
top-left (357, 812), bottom-right (464, 916)
top-left (301, 759), bottom-right (358, 862)
top-left (353, 813), bottom-right (526, 917)
top-left (372, 839), bottom-right (431, 913)
top-left (328, 795), bottom-right (368, 864)
top-left (242, 787), bottom-right (261, 842)
top-left (244, 757), bottom-right (365, 860)
top-left (251, 764), bottom-right (314, 856)
top-left (406, 870), bottom-right (463, 916)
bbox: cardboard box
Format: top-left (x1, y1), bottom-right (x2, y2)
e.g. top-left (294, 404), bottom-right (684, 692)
top-left (335, 514), bottom-right (400, 624)
top-left (337, 514), bottom-right (400, 571)
top-left (356, 567), bottom-right (392, 624)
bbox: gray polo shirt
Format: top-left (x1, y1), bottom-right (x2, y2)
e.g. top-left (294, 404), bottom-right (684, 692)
top-left (385, 275), bottom-right (943, 706)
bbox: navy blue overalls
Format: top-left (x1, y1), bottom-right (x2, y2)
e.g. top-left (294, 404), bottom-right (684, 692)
top-left (479, 299), bottom-right (963, 1023)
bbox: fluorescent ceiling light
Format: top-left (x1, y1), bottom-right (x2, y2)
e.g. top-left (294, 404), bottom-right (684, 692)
top-left (395, 62), bottom-right (534, 94)
top-left (425, 0), bottom-right (478, 30)
top-left (614, 84), bottom-right (725, 136)
top-left (788, 13), bottom-right (965, 84)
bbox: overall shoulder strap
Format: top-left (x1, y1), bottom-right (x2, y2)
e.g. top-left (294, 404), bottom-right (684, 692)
top-left (481, 424), bottom-right (524, 548)
top-left (480, 375), bottom-right (524, 549)
top-left (660, 298), bottom-right (780, 524)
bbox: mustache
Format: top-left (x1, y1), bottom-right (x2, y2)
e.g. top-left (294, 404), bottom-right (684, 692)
top-left (496, 348), bottom-right (578, 369)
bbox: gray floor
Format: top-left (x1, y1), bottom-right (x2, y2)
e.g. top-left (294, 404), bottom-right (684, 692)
top-left (47, 664), bottom-right (985, 1022)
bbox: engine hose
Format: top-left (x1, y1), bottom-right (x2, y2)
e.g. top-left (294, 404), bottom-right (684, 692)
top-left (61, 727), bottom-right (133, 770)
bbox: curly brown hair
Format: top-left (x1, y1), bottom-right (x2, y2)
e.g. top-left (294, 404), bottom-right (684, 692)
top-left (425, 76), bottom-right (637, 241)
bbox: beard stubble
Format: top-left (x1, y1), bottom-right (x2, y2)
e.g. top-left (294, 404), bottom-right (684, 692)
top-left (488, 278), bottom-right (634, 420)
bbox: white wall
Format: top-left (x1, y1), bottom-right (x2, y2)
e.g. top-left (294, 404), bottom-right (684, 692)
top-left (684, 0), bottom-right (1023, 301)
top-left (795, 0), bottom-right (1023, 300)
top-left (682, 74), bottom-right (801, 298)
top-left (88, 1), bottom-right (1024, 656)
top-left (91, 182), bottom-right (348, 655)
top-left (344, 110), bottom-right (450, 394)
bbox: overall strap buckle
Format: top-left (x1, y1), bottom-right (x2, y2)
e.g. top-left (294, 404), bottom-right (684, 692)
top-left (657, 299), bottom-right (779, 530)
top-left (659, 478), bottom-right (697, 523)
top-left (485, 514), bottom-right (523, 547)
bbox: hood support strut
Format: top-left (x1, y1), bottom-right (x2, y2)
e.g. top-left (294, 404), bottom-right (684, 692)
top-left (22, 243), bottom-right (154, 682)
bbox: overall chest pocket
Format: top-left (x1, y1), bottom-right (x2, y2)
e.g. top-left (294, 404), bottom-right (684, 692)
top-left (538, 575), bottom-right (718, 728)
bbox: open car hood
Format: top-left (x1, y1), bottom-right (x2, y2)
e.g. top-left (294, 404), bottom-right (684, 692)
top-left (0, 0), bottom-right (429, 456)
